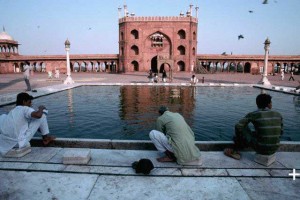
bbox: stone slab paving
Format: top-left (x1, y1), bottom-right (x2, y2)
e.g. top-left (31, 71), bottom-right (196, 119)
top-left (0, 147), bottom-right (299, 200)
top-left (236, 177), bottom-right (300, 200)
top-left (88, 176), bottom-right (250, 200)
top-left (0, 170), bottom-right (98, 200)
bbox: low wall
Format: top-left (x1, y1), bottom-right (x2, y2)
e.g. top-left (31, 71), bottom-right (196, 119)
top-left (31, 138), bottom-right (300, 152)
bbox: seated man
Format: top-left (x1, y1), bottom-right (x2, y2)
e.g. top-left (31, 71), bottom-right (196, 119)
top-left (0, 93), bottom-right (56, 156)
top-left (149, 106), bottom-right (201, 165)
top-left (224, 93), bottom-right (283, 160)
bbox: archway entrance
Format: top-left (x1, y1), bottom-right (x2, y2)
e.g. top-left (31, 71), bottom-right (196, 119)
top-left (245, 62), bottom-right (251, 73)
top-left (151, 56), bottom-right (158, 73)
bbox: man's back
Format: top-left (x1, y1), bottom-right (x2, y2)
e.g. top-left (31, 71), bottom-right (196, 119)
top-left (243, 108), bottom-right (282, 155)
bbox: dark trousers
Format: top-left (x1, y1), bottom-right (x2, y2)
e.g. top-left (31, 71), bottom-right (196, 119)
top-left (24, 78), bottom-right (31, 91)
top-left (233, 126), bottom-right (256, 150)
top-left (289, 76), bottom-right (295, 81)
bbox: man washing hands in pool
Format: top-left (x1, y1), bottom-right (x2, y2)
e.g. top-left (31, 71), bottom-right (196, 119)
top-left (149, 106), bottom-right (201, 165)
top-left (0, 92), bottom-right (56, 156)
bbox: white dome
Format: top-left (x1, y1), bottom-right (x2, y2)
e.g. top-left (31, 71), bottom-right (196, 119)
top-left (0, 31), bottom-right (14, 40)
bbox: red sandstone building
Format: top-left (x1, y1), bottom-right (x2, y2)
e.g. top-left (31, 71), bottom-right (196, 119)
top-left (0, 5), bottom-right (299, 75)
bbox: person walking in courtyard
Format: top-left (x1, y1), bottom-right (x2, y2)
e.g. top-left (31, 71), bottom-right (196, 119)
top-left (190, 74), bottom-right (198, 85)
top-left (162, 70), bottom-right (167, 82)
top-left (289, 70), bottom-right (295, 81)
top-left (149, 106), bottom-right (201, 165)
top-left (148, 69), bottom-right (153, 83)
top-left (153, 73), bottom-right (159, 83)
top-left (224, 93), bottom-right (283, 160)
top-left (280, 69), bottom-right (285, 81)
top-left (0, 92), bottom-right (56, 156)
top-left (23, 65), bottom-right (32, 91)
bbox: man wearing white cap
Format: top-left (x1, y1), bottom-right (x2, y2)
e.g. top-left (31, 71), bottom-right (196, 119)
top-left (149, 106), bottom-right (201, 165)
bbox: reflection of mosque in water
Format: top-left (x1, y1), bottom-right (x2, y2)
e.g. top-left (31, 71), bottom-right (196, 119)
top-left (119, 86), bottom-right (197, 122)
top-left (67, 89), bottom-right (75, 125)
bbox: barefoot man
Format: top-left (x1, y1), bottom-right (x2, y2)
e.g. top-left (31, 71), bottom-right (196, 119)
top-left (0, 92), bottom-right (56, 156)
top-left (149, 106), bottom-right (201, 164)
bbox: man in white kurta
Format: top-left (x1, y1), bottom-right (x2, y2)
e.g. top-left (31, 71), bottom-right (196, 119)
top-left (0, 93), bottom-right (55, 156)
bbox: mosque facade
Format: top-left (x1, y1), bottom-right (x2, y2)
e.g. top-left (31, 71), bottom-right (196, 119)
top-left (0, 5), bottom-right (300, 75)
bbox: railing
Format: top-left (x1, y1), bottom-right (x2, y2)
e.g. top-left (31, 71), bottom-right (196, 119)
top-left (119, 16), bottom-right (198, 23)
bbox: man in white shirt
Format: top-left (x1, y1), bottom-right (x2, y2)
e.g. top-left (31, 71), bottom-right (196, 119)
top-left (0, 93), bottom-right (56, 156)
top-left (23, 65), bottom-right (32, 91)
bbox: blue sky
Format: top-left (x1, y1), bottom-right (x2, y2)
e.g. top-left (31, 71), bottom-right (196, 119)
top-left (1, 0), bottom-right (299, 55)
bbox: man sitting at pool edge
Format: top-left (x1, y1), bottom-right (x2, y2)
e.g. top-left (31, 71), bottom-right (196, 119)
top-left (0, 92), bottom-right (56, 156)
top-left (224, 93), bottom-right (283, 160)
top-left (149, 106), bottom-right (201, 165)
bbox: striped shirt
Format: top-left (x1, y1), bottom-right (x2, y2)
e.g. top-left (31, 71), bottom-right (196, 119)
top-left (236, 108), bottom-right (283, 155)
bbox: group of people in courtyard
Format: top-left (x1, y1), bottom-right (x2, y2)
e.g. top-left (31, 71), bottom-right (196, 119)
top-left (148, 69), bottom-right (168, 83)
top-left (0, 88), bottom-right (283, 168)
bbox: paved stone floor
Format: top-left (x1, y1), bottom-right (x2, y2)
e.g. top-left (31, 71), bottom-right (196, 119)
top-left (0, 148), bottom-right (300, 200)
top-left (0, 72), bottom-right (300, 200)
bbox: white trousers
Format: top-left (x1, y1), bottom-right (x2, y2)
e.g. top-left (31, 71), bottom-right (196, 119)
top-left (18, 114), bottom-right (49, 148)
top-left (149, 130), bottom-right (173, 153)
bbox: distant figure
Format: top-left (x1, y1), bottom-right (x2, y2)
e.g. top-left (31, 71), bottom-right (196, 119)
top-left (289, 71), bottom-right (295, 81)
top-left (280, 70), bottom-right (284, 81)
top-left (190, 75), bottom-right (198, 85)
top-left (153, 73), bottom-right (159, 83)
top-left (148, 69), bottom-right (153, 83)
top-left (48, 71), bottom-right (53, 79)
top-left (55, 69), bottom-right (60, 79)
top-left (0, 93), bottom-right (56, 156)
top-left (149, 106), bottom-right (201, 164)
top-left (224, 94), bottom-right (283, 160)
top-left (23, 65), bottom-right (32, 91)
top-left (162, 70), bottom-right (167, 82)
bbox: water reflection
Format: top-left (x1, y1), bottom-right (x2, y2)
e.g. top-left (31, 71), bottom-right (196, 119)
top-left (119, 86), bottom-right (196, 128)
top-left (67, 89), bottom-right (74, 125)
top-left (293, 96), bottom-right (300, 112)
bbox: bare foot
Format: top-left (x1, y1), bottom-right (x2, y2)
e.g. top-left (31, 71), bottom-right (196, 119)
top-left (157, 156), bottom-right (176, 162)
top-left (43, 135), bottom-right (56, 146)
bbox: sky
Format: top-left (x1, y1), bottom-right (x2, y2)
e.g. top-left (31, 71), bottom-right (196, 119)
top-left (1, 0), bottom-right (300, 56)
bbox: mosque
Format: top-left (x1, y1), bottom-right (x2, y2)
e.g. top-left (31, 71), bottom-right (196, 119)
top-left (0, 4), bottom-right (299, 75)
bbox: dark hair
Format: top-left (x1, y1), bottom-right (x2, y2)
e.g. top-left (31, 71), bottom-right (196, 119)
top-left (16, 92), bottom-right (33, 106)
top-left (158, 106), bottom-right (168, 115)
top-left (256, 93), bottom-right (272, 109)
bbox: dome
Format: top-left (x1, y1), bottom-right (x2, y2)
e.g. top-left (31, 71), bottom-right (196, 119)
top-left (0, 31), bottom-right (14, 40)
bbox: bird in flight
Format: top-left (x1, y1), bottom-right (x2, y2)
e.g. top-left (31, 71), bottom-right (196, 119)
top-left (262, 0), bottom-right (268, 4)
top-left (88, 27), bottom-right (92, 30)
top-left (249, 10), bottom-right (253, 13)
top-left (238, 35), bottom-right (244, 40)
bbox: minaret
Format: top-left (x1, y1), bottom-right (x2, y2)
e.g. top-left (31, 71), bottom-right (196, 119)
top-left (189, 4), bottom-right (193, 16)
top-left (124, 4), bottom-right (128, 17)
top-left (195, 6), bottom-right (199, 18)
top-left (118, 7), bottom-right (122, 18)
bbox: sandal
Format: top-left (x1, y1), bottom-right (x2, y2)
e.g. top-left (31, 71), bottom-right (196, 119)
top-left (42, 135), bottom-right (56, 146)
top-left (224, 148), bottom-right (241, 160)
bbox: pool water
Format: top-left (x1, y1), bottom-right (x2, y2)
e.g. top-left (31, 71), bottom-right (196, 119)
top-left (0, 86), bottom-right (299, 141)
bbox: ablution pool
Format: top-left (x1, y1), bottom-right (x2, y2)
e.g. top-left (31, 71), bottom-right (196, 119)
top-left (0, 86), bottom-right (299, 141)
